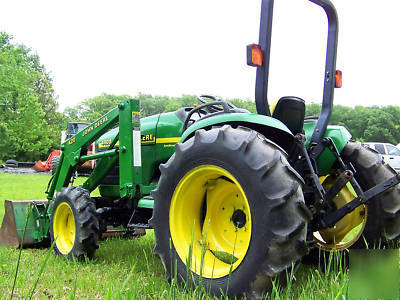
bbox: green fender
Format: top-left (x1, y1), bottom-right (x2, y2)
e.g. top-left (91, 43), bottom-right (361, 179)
top-left (303, 121), bottom-right (352, 175)
top-left (181, 114), bottom-right (352, 176)
top-left (180, 112), bottom-right (296, 153)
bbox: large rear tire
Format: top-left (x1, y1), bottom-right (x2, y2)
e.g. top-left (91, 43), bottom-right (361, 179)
top-left (305, 141), bottom-right (400, 265)
top-left (50, 186), bottom-right (99, 261)
top-left (342, 141), bottom-right (400, 248)
top-left (150, 126), bottom-right (310, 298)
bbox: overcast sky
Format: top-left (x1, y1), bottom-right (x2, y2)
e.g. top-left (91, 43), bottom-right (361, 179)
top-left (1, 0), bottom-right (399, 111)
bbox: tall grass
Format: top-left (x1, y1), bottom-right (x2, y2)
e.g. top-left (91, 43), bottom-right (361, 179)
top-left (1, 173), bottom-right (396, 298)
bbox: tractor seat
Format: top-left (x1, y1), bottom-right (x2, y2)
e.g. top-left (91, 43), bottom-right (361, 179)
top-left (272, 96), bottom-right (305, 135)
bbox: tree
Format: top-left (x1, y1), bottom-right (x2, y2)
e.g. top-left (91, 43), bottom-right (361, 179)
top-left (0, 32), bottom-right (63, 161)
top-left (64, 93), bottom-right (132, 122)
top-left (305, 103), bottom-right (400, 143)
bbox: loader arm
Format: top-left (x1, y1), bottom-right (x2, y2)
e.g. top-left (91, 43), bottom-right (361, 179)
top-left (0, 99), bottom-right (142, 247)
top-left (47, 99), bottom-right (142, 203)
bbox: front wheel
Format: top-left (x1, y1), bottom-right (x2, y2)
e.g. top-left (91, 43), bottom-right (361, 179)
top-left (150, 126), bottom-right (310, 298)
top-left (50, 186), bottom-right (99, 261)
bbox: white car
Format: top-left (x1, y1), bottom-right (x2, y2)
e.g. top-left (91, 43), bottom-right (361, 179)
top-left (363, 142), bottom-right (400, 172)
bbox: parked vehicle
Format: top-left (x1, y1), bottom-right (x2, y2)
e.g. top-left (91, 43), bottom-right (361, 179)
top-left (363, 142), bottom-right (400, 172)
top-left (49, 122), bottom-right (95, 175)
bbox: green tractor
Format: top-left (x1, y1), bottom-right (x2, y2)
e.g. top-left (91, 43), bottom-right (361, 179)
top-left (1, 0), bottom-right (399, 297)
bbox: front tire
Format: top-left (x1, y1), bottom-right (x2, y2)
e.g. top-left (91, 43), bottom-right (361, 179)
top-left (50, 186), bottom-right (99, 260)
top-left (150, 126), bottom-right (310, 297)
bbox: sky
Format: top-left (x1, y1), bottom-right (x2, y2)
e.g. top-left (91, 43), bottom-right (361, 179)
top-left (1, 0), bottom-right (399, 112)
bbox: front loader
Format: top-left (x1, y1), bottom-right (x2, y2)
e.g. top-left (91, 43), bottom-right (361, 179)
top-left (1, 0), bottom-right (399, 298)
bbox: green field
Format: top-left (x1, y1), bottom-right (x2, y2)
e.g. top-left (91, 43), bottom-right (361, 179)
top-left (0, 173), bottom-right (395, 299)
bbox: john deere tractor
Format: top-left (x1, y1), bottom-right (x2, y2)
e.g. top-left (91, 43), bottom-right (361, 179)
top-left (0, 0), bottom-right (399, 298)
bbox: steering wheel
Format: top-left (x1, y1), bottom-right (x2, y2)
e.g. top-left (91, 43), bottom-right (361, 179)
top-left (197, 94), bottom-right (237, 113)
top-left (186, 106), bottom-right (205, 129)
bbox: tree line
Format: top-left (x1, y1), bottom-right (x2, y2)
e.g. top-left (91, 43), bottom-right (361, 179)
top-left (64, 93), bottom-right (400, 145)
top-left (1, 32), bottom-right (400, 162)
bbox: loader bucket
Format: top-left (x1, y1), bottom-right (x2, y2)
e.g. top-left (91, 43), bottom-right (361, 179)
top-left (0, 200), bottom-right (48, 247)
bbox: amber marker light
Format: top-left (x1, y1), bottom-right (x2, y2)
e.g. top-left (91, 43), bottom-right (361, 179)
top-left (246, 44), bottom-right (264, 67)
top-left (335, 70), bottom-right (342, 88)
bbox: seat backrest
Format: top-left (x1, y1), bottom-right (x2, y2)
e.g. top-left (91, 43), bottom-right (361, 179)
top-left (271, 96), bottom-right (305, 135)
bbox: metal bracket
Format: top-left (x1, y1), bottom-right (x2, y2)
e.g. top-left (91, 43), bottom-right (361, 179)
top-left (319, 173), bottom-right (400, 229)
top-left (322, 170), bottom-right (353, 206)
top-left (295, 134), bottom-right (325, 200)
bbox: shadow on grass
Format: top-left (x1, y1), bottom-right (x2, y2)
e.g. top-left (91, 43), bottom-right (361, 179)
top-left (90, 231), bottom-right (165, 273)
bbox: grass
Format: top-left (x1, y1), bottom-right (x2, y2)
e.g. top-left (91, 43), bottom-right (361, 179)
top-left (0, 173), bottom-right (397, 299)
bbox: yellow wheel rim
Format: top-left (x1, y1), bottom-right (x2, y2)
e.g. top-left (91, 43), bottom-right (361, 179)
top-left (314, 176), bottom-right (367, 251)
top-left (53, 202), bottom-right (76, 255)
top-left (170, 165), bottom-right (251, 278)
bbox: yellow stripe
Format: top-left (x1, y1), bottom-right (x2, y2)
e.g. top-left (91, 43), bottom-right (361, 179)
top-left (156, 137), bottom-right (180, 144)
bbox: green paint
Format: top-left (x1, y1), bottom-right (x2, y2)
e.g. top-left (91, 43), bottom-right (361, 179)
top-left (303, 121), bottom-right (352, 175)
top-left (6, 201), bottom-right (48, 244)
top-left (137, 198), bottom-right (154, 209)
top-left (180, 112), bottom-right (292, 142)
top-left (98, 185), bottom-right (120, 198)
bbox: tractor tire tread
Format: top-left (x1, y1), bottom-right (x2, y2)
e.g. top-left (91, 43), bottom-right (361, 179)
top-left (150, 125), bottom-right (308, 297)
top-left (50, 186), bottom-right (99, 261)
top-left (342, 141), bottom-right (400, 246)
top-left (51, 155), bottom-right (60, 175)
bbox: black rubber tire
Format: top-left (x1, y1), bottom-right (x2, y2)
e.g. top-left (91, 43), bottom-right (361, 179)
top-left (150, 125), bottom-right (311, 298)
top-left (51, 155), bottom-right (60, 175)
top-left (5, 159), bottom-right (18, 168)
top-left (50, 186), bottom-right (99, 261)
top-left (342, 141), bottom-right (400, 248)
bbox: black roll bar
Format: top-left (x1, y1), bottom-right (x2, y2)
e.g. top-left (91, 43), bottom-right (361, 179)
top-left (255, 0), bottom-right (338, 144)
